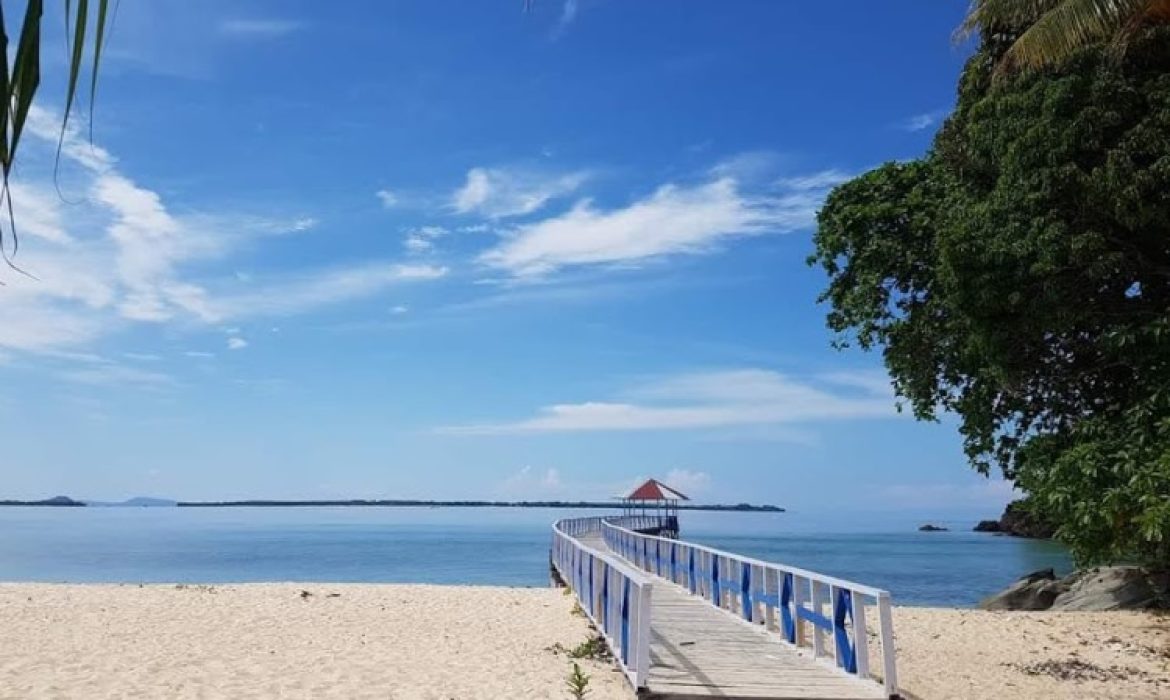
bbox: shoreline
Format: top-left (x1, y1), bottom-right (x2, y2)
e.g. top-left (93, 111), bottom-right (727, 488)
top-left (2, 583), bottom-right (1166, 699)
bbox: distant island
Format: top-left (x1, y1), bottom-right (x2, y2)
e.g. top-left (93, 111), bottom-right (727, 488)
top-left (0, 496), bottom-right (85, 507)
top-left (177, 499), bottom-right (784, 512)
top-left (85, 497), bottom-right (179, 508)
top-left (0, 496), bottom-right (783, 512)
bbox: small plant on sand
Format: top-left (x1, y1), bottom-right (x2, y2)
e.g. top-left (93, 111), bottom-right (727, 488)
top-left (568, 636), bottom-right (607, 660)
top-left (566, 662), bottom-right (590, 699)
top-left (570, 601), bottom-right (585, 618)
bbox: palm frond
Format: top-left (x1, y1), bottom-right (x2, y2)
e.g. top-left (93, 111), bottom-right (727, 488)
top-left (0, 0), bottom-right (109, 269)
top-left (999, 0), bottom-right (1151, 70)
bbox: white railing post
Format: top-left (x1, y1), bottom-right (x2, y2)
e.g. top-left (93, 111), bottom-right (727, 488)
top-left (878, 591), bottom-right (898, 697)
top-left (811, 581), bottom-right (826, 659)
top-left (634, 582), bottom-right (653, 688)
top-left (852, 591), bottom-right (870, 681)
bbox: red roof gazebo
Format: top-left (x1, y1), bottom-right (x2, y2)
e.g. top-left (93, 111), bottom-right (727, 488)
top-left (620, 478), bottom-right (689, 520)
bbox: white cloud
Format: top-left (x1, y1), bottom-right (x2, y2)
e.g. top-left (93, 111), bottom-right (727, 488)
top-left (402, 225), bottom-right (447, 255)
top-left (122, 352), bottom-right (161, 362)
top-left (376, 189), bottom-right (398, 208)
top-left (899, 110), bottom-right (945, 132)
top-left (184, 351), bottom-right (215, 359)
top-left (219, 19), bottom-right (303, 38)
top-left (439, 368), bottom-right (899, 434)
top-left (0, 107), bottom-right (445, 357)
top-left (775, 169), bottom-right (852, 191)
top-left (227, 337), bottom-right (248, 350)
top-left (554, 0), bottom-right (579, 35)
top-left (210, 263), bottom-right (448, 318)
top-left (496, 466), bottom-right (565, 499)
top-left (390, 305), bottom-right (409, 315)
top-left (59, 362), bottom-right (174, 388)
top-left (452, 166), bottom-right (588, 219)
top-left (478, 176), bottom-right (826, 278)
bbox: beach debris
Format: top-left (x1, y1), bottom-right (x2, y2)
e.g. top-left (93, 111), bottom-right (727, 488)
top-left (326, 592), bottom-right (341, 598)
top-left (1006, 659), bottom-right (1146, 682)
top-left (299, 590), bottom-right (313, 600)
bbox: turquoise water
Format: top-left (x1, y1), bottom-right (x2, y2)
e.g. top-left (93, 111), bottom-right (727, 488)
top-left (0, 507), bottom-right (1070, 607)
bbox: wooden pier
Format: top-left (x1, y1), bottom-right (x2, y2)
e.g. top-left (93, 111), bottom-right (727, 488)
top-left (551, 516), bottom-right (898, 700)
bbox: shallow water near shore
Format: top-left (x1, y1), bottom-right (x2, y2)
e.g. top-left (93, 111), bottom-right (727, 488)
top-left (0, 506), bottom-right (1070, 607)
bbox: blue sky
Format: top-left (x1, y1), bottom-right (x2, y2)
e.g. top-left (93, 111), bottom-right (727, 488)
top-left (0, 0), bottom-right (1014, 516)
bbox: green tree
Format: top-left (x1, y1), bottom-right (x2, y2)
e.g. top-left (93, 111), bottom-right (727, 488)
top-left (810, 24), bottom-right (1170, 567)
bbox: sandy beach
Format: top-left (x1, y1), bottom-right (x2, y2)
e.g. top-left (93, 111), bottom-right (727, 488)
top-left (2, 583), bottom-right (1168, 699)
top-left (884, 607), bottom-right (1170, 700)
top-left (0, 583), bottom-right (630, 700)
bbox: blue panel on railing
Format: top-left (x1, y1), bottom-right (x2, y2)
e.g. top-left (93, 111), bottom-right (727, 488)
top-left (688, 549), bottom-right (697, 594)
top-left (741, 562), bottom-right (752, 620)
top-left (601, 564), bottom-right (609, 628)
top-left (834, 588), bottom-right (858, 674)
top-left (587, 553), bottom-right (594, 616)
top-left (620, 578), bottom-right (630, 663)
top-left (757, 593), bottom-right (780, 607)
top-left (670, 544), bottom-right (678, 582)
top-left (796, 606), bottom-right (833, 631)
top-left (780, 573), bottom-right (796, 643)
top-left (712, 556), bottom-right (721, 605)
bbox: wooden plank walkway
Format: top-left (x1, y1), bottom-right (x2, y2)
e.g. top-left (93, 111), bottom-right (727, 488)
top-left (580, 532), bottom-right (885, 700)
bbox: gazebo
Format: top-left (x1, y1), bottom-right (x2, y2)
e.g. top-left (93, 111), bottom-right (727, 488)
top-left (619, 478), bottom-right (689, 537)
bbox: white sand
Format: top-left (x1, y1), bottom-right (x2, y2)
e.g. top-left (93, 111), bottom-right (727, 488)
top-left (883, 607), bottom-right (1170, 700)
top-left (0, 583), bottom-right (632, 700)
top-left (4, 584), bottom-right (1168, 699)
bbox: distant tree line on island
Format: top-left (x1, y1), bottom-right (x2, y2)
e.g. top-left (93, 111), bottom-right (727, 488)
top-left (176, 500), bottom-right (784, 512)
top-left (0, 496), bottom-right (783, 512)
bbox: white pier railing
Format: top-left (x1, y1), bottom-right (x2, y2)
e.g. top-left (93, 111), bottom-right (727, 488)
top-left (550, 517), bottom-right (654, 689)
top-left (602, 517), bottom-right (899, 698)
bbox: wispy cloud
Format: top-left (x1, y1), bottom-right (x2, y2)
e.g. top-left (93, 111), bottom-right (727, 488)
top-left (403, 225), bottom-right (448, 255)
top-left (59, 362), bottom-right (174, 388)
top-left (438, 368), bottom-right (899, 434)
top-left (0, 107), bottom-right (445, 356)
top-left (552, 0), bottom-right (580, 37)
top-left (477, 172), bottom-right (834, 278)
top-left (898, 110), bottom-right (945, 132)
top-left (375, 189), bottom-right (399, 208)
top-left (210, 263), bottom-right (448, 319)
top-left (219, 19), bottom-right (303, 38)
top-left (452, 166), bottom-right (588, 219)
top-left (227, 337), bottom-right (248, 351)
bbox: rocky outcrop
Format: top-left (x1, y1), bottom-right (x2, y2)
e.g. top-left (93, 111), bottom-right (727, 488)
top-left (972, 498), bottom-right (1055, 538)
top-left (1050, 567), bottom-right (1169, 611)
top-left (999, 500), bottom-right (1056, 538)
top-left (980, 568), bottom-right (1066, 610)
top-left (918, 524), bottom-right (948, 532)
top-left (980, 566), bottom-right (1169, 611)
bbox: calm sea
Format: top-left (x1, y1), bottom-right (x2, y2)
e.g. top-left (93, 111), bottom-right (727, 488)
top-left (0, 506), bottom-right (1070, 607)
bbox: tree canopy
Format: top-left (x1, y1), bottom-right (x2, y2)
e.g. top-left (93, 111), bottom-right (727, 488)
top-left (810, 24), bottom-right (1170, 567)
